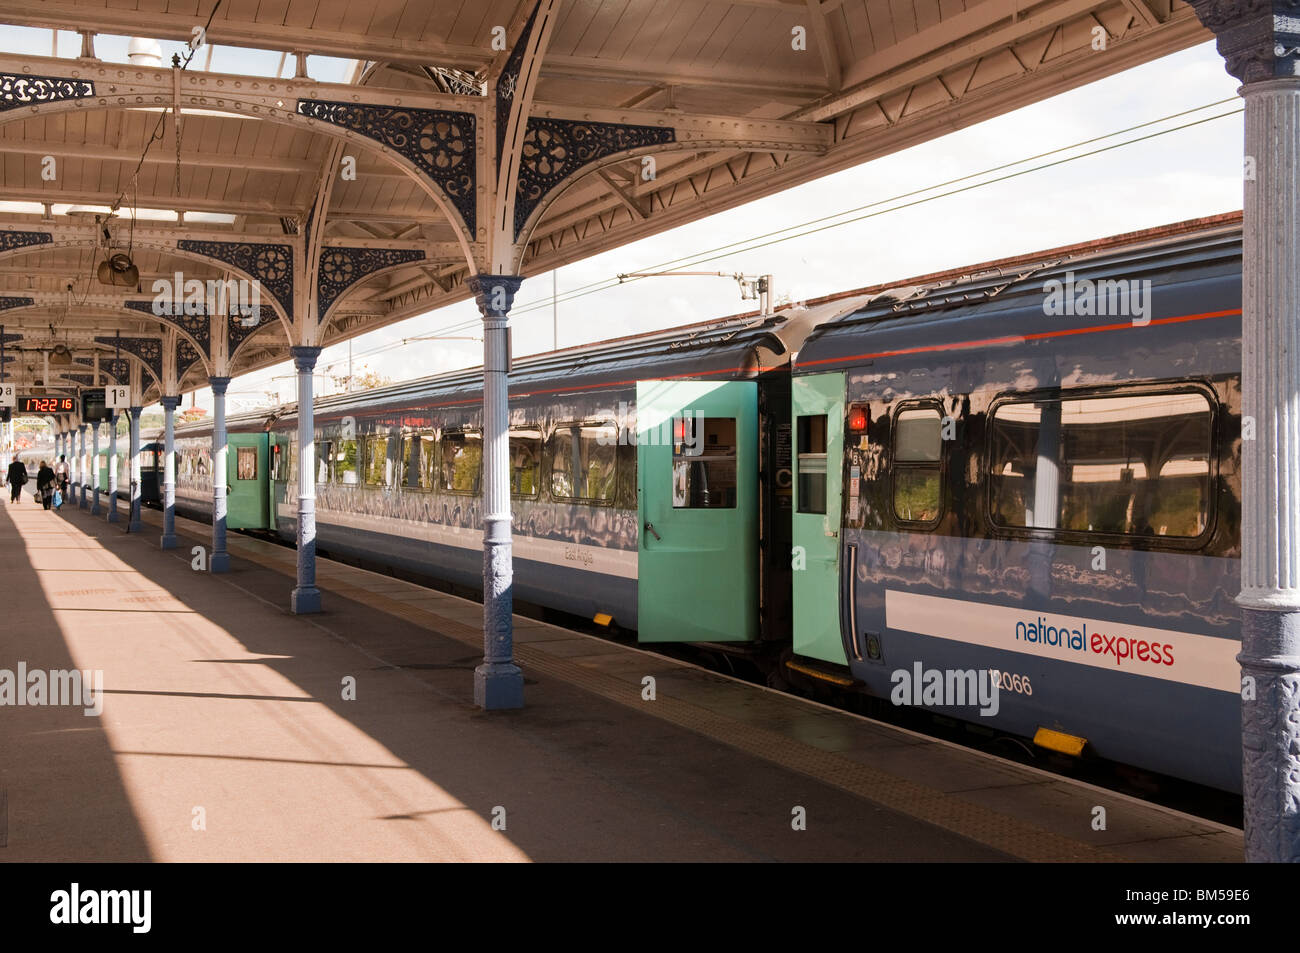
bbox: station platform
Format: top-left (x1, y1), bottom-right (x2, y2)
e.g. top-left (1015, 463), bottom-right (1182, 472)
top-left (0, 492), bottom-right (1244, 862)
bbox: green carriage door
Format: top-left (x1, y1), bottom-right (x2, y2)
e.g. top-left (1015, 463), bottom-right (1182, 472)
top-left (226, 433), bottom-right (269, 529)
top-left (792, 372), bottom-right (847, 663)
top-left (636, 379), bottom-right (758, 644)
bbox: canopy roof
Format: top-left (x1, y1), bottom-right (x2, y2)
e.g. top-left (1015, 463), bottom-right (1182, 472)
top-left (0, 0), bottom-right (1207, 406)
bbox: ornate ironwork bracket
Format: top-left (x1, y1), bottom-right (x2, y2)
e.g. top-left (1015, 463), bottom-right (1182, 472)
top-left (93, 336), bottom-right (162, 383)
top-left (123, 300), bottom-right (213, 359)
top-left (177, 338), bottom-right (204, 380)
top-left (317, 246), bottom-right (426, 321)
top-left (0, 74), bottom-right (94, 114)
top-left (76, 356), bottom-right (130, 385)
top-left (297, 98), bottom-right (478, 235)
top-left (0, 231), bottom-right (52, 254)
top-left (176, 238), bottom-right (294, 319)
top-left (496, 2), bottom-right (541, 170)
top-left (0, 295), bottom-right (34, 311)
top-left (514, 118), bottom-right (675, 239)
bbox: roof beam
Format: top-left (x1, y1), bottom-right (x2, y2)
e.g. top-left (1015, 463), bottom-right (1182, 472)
top-left (539, 54), bottom-right (829, 98)
top-left (805, 0), bottom-right (843, 91)
top-left (0, 1), bottom-right (495, 70)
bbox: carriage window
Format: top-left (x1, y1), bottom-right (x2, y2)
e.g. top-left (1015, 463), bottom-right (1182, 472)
top-left (796, 414), bottom-right (827, 514)
top-left (549, 423), bottom-right (617, 502)
top-left (672, 416), bottom-right (737, 508)
top-left (989, 391), bottom-right (1213, 537)
top-left (510, 429), bottom-right (542, 497)
top-left (364, 436), bottom-right (392, 487)
top-left (334, 439), bottom-right (359, 485)
top-left (893, 406), bottom-right (943, 524)
top-left (314, 440), bottom-right (333, 485)
top-left (440, 430), bottom-right (482, 493)
top-left (236, 446), bottom-right (258, 481)
top-left (401, 431), bottom-right (438, 489)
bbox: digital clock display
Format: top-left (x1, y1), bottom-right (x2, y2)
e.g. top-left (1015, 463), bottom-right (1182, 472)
top-left (19, 396), bottom-right (76, 413)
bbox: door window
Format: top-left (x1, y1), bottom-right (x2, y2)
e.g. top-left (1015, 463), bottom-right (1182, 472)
top-left (236, 446), bottom-right (258, 481)
top-left (672, 416), bottom-right (737, 508)
top-left (893, 405), bottom-right (943, 524)
top-left (796, 414), bottom-right (828, 514)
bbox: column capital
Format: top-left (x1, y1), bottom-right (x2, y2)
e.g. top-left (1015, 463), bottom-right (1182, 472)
top-left (159, 395), bottom-right (182, 411)
top-left (129, 406), bottom-right (142, 419)
top-left (1188, 0), bottom-right (1300, 85)
top-left (466, 274), bottom-right (524, 318)
top-left (208, 376), bottom-right (231, 395)
top-left (77, 423), bottom-right (86, 433)
top-left (290, 345), bottom-right (322, 371)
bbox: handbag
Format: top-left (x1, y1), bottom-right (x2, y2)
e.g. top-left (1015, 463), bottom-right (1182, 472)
top-left (32, 489), bottom-right (42, 503)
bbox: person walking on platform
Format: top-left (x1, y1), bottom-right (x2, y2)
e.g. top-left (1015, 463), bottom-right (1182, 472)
top-left (5, 457), bottom-right (26, 503)
top-left (35, 460), bottom-right (55, 511)
top-left (54, 454), bottom-right (69, 504)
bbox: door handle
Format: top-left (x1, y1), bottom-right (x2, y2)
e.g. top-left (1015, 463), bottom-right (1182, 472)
top-left (644, 521), bottom-right (662, 541)
top-left (825, 529), bottom-right (838, 538)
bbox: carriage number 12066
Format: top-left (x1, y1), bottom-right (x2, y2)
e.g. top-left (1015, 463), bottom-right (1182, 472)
top-left (988, 669), bottom-right (1032, 695)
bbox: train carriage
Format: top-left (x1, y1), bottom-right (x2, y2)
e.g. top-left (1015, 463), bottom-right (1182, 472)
top-left (790, 221), bottom-right (1243, 792)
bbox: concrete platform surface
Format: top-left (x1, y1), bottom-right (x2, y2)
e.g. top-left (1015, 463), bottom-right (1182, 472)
top-left (0, 493), bottom-right (1244, 862)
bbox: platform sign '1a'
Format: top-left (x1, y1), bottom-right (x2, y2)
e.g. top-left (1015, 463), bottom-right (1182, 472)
top-left (106, 385), bottom-right (130, 410)
top-left (0, 382), bottom-right (14, 409)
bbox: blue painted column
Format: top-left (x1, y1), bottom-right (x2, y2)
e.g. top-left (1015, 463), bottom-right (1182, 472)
top-left (106, 415), bottom-right (119, 523)
top-left (160, 396), bottom-right (180, 549)
top-left (127, 406), bottom-right (142, 532)
top-left (90, 422), bottom-right (102, 516)
top-left (78, 424), bottom-right (88, 508)
top-left (1189, 0), bottom-right (1300, 861)
top-left (290, 347), bottom-right (321, 614)
top-left (209, 376), bottom-right (231, 573)
top-left (467, 275), bottom-right (524, 710)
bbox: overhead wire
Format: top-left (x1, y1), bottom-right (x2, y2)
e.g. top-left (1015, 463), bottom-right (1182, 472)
top-left (319, 98), bottom-right (1243, 368)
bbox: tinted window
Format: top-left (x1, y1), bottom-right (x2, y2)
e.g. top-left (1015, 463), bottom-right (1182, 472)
top-left (440, 430), bottom-right (482, 493)
top-left (549, 423), bottom-right (617, 502)
top-left (364, 435), bottom-right (393, 487)
top-left (334, 439), bottom-right (359, 485)
top-left (989, 391), bottom-right (1213, 537)
top-left (400, 432), bottom-right (438, 489)
top-left (510, 429), bottom-right (542, 497)
top-left (893, 406), bottom-right (943, 524)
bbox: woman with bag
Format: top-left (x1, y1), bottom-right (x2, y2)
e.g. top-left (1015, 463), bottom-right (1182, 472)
top-left (35, 460), bottom-right (55, 511)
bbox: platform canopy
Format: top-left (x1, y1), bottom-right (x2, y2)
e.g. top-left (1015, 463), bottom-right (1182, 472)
top-left (0, 0), bottom-right (1207, 403)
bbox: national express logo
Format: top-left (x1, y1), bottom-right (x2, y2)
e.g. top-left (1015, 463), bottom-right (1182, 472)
top-left (1015, 615), bottom-right (1175, 668)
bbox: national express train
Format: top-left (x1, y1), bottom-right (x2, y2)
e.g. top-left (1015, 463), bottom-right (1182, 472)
top-left (101, 214), bottom-right (1245, 794)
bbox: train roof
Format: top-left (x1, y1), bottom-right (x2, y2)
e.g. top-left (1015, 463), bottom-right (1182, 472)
top-left (172, 296), bottom-right (870, 436)
top-left (794, 212), bottom-right (1243, 369)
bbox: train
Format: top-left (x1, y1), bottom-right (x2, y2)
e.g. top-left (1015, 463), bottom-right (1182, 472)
top-left (92, 213), bottom-right (1244, 794)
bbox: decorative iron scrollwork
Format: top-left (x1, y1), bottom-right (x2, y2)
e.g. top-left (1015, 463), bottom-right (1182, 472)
top-left (76, 357), bottom-right (130, 385)
top-left (0, 231), bottom-right (52, 255)
top-left (317, 247), bottom-right (426, 320)
top-left (0, 74), bottom-right (94, 113)
top-left (514, 118), bottom-right (675, 239)
top-left (297, 98), bottom-right (477, 234)
top-left (123, 300), bottom-right (212, 359)
top-left (176, 239), bottom-right (295, 319)
top-left (177, 338), bottom-right (204, 380)
top-left (93, 336), bottom-right (163, 382)
top-left (496, 3), bottom-right (540, 169)
top-left (0, 296), bottom-right (33, 312)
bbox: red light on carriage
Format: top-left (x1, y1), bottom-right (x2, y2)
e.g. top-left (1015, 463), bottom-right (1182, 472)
top-left (847, 405), bottom-right (869, 432)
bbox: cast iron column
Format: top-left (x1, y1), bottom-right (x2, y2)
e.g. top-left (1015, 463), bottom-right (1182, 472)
top-left (78, 424), bottom-right (87, 508)
top-left (127, 406), bottom-right (142, 532)
top-left (90, 422), bottom-right (101, 516)
top-left (1190, 0), bottom-right (1300, 861)
top-left (467, 275), bottom-right (524, 710)
top-left (160, 396), bottom-right (179, 549)
top-left (290, 347), bottom-right (321, 614)
top-left (106, 414), bottom-right (119, 523)
top-left (209, 377), bottom-right (230, 573)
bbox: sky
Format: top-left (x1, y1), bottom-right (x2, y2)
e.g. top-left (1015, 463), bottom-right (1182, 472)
top-left (0, 27), bottom-right (1245, 417)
